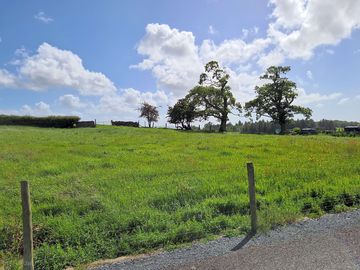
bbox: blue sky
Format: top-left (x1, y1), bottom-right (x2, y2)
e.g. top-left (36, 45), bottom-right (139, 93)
top-left (0, 0), bottom-right (360, 125)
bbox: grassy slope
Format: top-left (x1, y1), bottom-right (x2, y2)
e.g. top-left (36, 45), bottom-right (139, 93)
top-left (0, 126), bottom-right (360, 269)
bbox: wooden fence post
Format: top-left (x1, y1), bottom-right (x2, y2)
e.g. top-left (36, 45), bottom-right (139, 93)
top-left (247, 163), bottom-right (257, 234)
top-left (21, 181), bottom-right (34, 270)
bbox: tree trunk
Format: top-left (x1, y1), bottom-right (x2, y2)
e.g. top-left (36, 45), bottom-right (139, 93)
top-left (219, 116), bottom-right (227, 132)
top-left (280, 122), bottom-right (286, 135)
top-left (219, 91), bottom-right (228, 133)
top-left (148, 120), bottom-right (151, 128)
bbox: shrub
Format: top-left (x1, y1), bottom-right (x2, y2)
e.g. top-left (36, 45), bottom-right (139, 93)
top-left (301, 199), bottom-right (322, 216)
top-left (321, 194), bottom-right (338, 212)
top-left (339, 192), bottom-right (355, 207)
top-left (0, 115), bottom-right (80, 128)
top-left (291, 127), bottom-right (301, 135)
top-left (111, 120), bottom-right (139, 127)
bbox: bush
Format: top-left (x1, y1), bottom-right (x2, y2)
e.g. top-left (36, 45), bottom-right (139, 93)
top-left (321, 194), bottom-right (338, 212)
top-left (291, 127), bottom-right (301, 135)
top-left (0, 115), bottom-right (80, 128)
top-left (111, 120), bottom-right (139, 127)
top-left (301, 199), bottom-right (322, 216)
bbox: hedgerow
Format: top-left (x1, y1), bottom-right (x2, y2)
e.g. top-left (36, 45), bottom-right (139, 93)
top-left (0, 115), bottom-right (80, 128)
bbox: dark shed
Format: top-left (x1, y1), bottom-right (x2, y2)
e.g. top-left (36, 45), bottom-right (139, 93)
top-left (344, 126), bottom-right (360, 134)
top-left (300, 128), bottom-right (317, 135)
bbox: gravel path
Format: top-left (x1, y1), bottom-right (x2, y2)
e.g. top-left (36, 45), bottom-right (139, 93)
top-left (91, 210), bottom-right (360, 270)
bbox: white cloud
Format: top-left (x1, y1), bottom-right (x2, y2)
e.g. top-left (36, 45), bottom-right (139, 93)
top-left (242, 26), bottom-right (259, 39)
top-left (306, 70), bottom-right (313, 80)
top-left (296, 88), bottom-right (342, 105)
top-left (337, 97), bottom-right (350, 105)
top-left (14, 46), bottom-right (30, 58)
top-left (131, 23), bottom-right (203, 96)
top-left (95, 88), bottom-right (170, 118)
top-left (121, 88), bottom-right (169, 107)
top-left (132, 23), bottom-right (271, 98)
top-left (0, 42), bottom-right (171, 121)
top-left (269, 0), bottom-right (360, 59)
top-left (228, 71), bottom-right (261, 102)
top-left (242, 29), bottom-right (249, 39)
top-left (356, 95), bottom-right (360, 100)
top-left (208, 25), bottom-right (218, 35)
top-left (59, 94), bottom-right (86, 109)
top-left (34, 11), bottom-right (53, 23)
top-left (200, 37), bottom-right (271, 66)
top-left (269, 0), bottom-right (307, 29)
top-left (21, 101), bottom-right (52, 116)
top-left (257, 49), bottom-right (285, 69)
top-left (0, 43), bottom-right (117, 96)
top-left (0, 69), bottom-right (17, 88)
top-left (1, 87), bottom-right (170, 120)
top-left (326, 49), bottom-right (335, 55)
top-left (132, 22), bottom-right (356, 115)
top-left (0, 101), bottom-right (54, 117)
top-left (9, 46), bottom-right (30, 66)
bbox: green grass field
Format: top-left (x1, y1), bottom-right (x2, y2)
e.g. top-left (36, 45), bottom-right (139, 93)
top-left (1, 126), bottom-right (360, 269)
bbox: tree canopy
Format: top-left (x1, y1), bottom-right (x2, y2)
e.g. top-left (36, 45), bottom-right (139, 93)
top-left (245, 66), bottom-right (312, 134)
top-left (167, 97), bottom-right (198, 130)
top-left (186, 61), bottom-right (241, 132)
top-left (139, 102), bottom-right (159, 128)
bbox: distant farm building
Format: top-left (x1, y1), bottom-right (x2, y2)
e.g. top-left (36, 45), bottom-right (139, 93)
top-left (300, 128), bottom-right (317, 135)
top-left (76, 121), bottom-right (96, 128)
top-left (344, 126), bottom-right (360, 134)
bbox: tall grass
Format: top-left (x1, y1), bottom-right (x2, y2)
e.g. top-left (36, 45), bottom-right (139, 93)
top-left (0, 126), bottom-right (359, 269)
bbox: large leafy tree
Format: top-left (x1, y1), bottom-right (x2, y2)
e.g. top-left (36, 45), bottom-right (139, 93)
top-left (187, 61), bottom-right (240, 132)
top-left (167, 97), bottom-right (198, 130)
top-left (245, 66), bottom-right (312, 134)
top-left (139, 102), bottom-right (159, 128)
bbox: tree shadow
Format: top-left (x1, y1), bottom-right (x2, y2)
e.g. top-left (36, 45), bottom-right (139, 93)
top-left (231, 232), bottom-right (255, 251)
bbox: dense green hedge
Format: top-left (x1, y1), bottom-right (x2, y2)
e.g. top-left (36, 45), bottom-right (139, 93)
top-left (111, 120), bottom-right (139, 127)
top-left (0, 115), bottom-right (80, 128)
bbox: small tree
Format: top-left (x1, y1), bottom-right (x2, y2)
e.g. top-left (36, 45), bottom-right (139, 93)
top-left (167, 98), bottom-right (198, 130)
top-left (187, 61), bottom-right (241, 132)
top-left (245, 66), bottom-right (312, 134)
top-left (139, 102), bottom-right (159, 128)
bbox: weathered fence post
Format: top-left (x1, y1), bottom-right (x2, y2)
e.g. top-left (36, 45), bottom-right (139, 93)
top-left (247, 163), bottom-right (257, 233)
top-left (21, 181), bottom-right (34, 270)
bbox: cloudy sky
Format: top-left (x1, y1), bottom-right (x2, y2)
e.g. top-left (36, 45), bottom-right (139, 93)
top-left (0, 0), bottom-right (360, 124)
